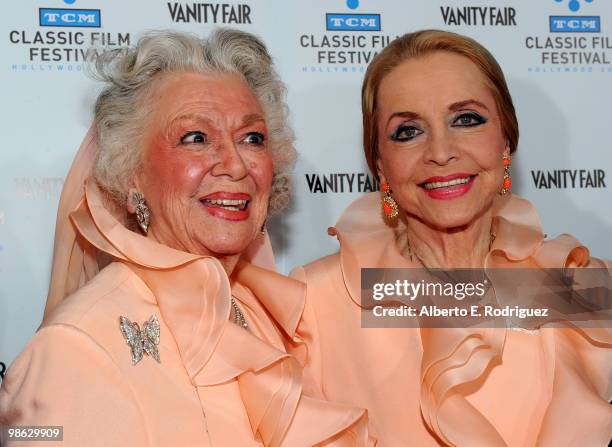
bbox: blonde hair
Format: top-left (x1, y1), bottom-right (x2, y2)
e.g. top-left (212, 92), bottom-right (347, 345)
top-left (93, 29), bottom-right (295, 214)
top-left (362, 29), bottom-right (518, 180)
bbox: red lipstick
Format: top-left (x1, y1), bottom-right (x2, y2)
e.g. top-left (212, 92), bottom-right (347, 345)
top-left (420, 173), bottom-right (475, 200)
top-left (200, 192), bottom-right (251, 221)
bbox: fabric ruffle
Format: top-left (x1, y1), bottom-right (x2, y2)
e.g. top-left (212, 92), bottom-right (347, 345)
top-left (330, 191), bottom-right (611, 446)
top-left (69, 179), bottom-right (369, 446)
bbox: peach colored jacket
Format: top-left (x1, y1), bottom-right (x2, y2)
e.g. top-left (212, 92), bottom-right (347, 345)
top-left (0, 181), bottom-right (369, 447)
top-left (289, 192), bottom-right (612, 447)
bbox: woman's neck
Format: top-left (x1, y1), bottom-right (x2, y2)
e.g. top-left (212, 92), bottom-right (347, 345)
top-left (146, 226), bottom-right (240, 276)
top-left (219, 255), bottom-right (240, 277)
top-left (404, 208), bottom-right (494, 269)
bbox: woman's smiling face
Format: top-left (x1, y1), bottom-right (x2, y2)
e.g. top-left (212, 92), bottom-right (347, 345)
top-left (133, 71), bottom-right (273, 257)
top-left (376, 51), bottom-right (509, 230)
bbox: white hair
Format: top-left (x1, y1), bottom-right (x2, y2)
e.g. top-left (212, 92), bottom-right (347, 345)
top-left (93, 28), bottom-right (296, 214)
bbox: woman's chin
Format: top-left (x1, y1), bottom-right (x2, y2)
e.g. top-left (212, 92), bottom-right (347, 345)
top-left (414, 197), bottom-right (494, 231)
top-left (420, 211), bottom-right (482, 232)
top-left (197, 235), bottom-right (256, 258)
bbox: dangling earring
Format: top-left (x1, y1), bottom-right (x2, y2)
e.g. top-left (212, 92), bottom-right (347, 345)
top-left (260, 218), bottom-right (267, 235)
top-left (132, 191), bottom-right (150, 234)
top-left (500, 154), bottom-right (512, 195)
top-left (381, 181), bottom-right (399, 220)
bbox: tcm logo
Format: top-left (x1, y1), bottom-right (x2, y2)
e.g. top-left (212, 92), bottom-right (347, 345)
top-left (39, 8), bottom-right (101, 27)
top-left (326, 14), bottom-right (381, 31)
top-left (326, 0), bottom-right (381, 31)
top-left (555, 0), bottom-right (593, 13)
top-left (549, 16), bottom-right (600, 32)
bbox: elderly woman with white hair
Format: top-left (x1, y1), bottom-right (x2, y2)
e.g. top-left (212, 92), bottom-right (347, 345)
top-left (0, 29), bottom-right (368, 446)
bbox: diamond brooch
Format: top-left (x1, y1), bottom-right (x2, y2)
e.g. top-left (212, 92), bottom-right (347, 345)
top-left (119, 314), bottom-right (161, 365)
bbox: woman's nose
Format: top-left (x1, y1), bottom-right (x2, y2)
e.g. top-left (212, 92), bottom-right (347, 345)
top-left (212, 138), bottom-right (248, 180)
top-left (423, 130), bottom-right (459, 166)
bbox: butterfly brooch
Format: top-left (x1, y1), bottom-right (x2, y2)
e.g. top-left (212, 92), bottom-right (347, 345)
top-left (119, 315), bottom-right (161, 365)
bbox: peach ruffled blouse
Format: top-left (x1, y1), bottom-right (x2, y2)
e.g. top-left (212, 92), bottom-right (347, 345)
top-left (288, 191), bottom-right (611, 446)
top-left (0, 179), bottom-right (371, 446)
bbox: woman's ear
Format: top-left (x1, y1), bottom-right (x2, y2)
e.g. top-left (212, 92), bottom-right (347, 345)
top-left (127, 172), bottom-right (144, 214)
top-left (126, 188), bottom-right (139, 214)
top-left (376, 157), bottom-right (386, 184)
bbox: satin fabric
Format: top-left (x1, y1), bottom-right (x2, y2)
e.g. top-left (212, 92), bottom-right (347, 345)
top-left (286, 191), bottom-right (612, 446)
top-left (0, 129), bottom-right (370, 446)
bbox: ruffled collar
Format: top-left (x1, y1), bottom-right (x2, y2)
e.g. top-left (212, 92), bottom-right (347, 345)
top-left (71, 180), bottom-right (304, 373)
top-left (330, 191), bottom-right (589, 308)
top-left (70, 180), bottom-right (368, 446)
top-left (330, 191), bottom-right (599, 446)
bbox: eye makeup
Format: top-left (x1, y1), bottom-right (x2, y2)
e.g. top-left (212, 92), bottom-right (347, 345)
top-left (451, 111), bottom-right (488, 128)
top-left (390, 123), bottom-right (423, 142)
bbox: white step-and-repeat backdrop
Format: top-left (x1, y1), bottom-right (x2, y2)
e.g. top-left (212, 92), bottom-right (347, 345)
top-left (1, 0), bottom-right (611, 381)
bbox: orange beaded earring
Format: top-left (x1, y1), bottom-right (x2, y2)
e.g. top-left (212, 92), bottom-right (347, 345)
top-left (381, 182), bottom-right (399, 219)
top-left (500, 154), bottom-right (512, 195)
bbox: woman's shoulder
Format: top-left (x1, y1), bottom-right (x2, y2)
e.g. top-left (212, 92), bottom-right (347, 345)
top-left (290, 252), bottom-right (361, 305)
top-left (0, 262), bottom-right (165, 439)
top-left (27, 262), bottom-right (163, 374)
top-left (536, 232), bottom-right (610, 268)
top-left (0, 320), bottom-right (149, 445)
top-left (488, 193), bottom-right (611, 269)
top-left (45, 262), bottom-right (157, 328)
top-left (292, 252), bottom-right (342, 282)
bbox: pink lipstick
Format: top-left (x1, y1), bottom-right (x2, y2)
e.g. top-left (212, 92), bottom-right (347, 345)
top-left (200, 192), bottom-right (251, 221)
top-left (420, 173), bottom-right (475, 200)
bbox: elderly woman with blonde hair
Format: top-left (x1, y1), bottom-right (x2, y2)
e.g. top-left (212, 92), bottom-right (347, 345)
top-left (0, 29), bottom-right (369, 446)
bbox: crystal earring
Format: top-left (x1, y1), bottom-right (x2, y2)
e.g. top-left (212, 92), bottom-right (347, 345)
top-left (132, 191), bottom-right (150, 234)
top-left (500, 155), bottom-right (512, 195)
top-left (381, 181), bottom-right (399, 220)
